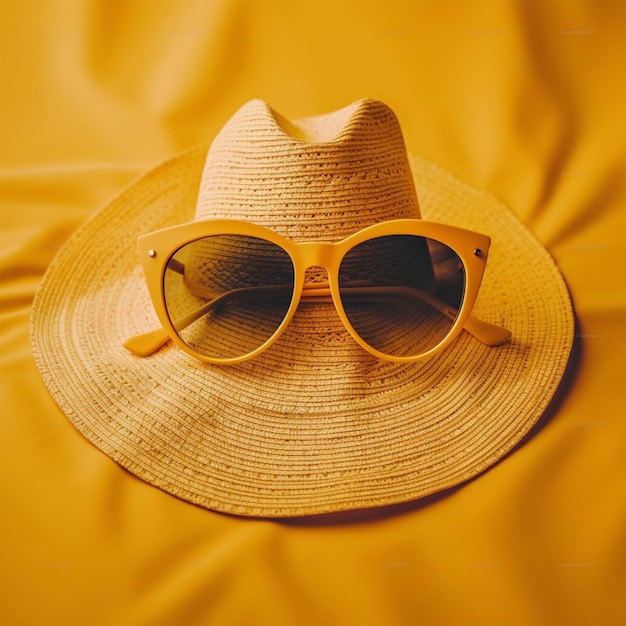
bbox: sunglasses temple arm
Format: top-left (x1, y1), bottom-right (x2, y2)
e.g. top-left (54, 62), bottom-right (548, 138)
top-left (329, 286), bottom-right (511, 347)
top-left (460, 314), bottom-right (510, 345)
top-left (123, 285), bottom-right (294, 357)
top-left (123, 327), bottom-right (171, 357)
top-left (390, 287), bottom-right (512, 345)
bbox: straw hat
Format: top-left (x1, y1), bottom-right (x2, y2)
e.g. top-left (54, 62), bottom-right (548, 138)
top-left (31, 99), bottom-right (574, 517)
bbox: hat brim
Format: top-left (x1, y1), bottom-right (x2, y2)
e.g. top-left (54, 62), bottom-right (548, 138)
top-left (30, 145), bottom-right (574, 517)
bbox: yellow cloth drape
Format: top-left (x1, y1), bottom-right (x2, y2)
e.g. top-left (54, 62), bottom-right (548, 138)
top-left (1, 1), bottom-right (624, 624)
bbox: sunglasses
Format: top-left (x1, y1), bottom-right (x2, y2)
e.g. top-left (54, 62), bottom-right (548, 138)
top-left (124, 219), bottom-right (511, 364)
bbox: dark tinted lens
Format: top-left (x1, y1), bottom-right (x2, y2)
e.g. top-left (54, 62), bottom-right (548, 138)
top-left (163, 235), bottom-right (294, 359)
top-left (338, 235), bottom-right (465, 357)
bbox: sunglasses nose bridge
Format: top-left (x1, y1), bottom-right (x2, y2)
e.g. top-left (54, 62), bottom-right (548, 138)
top-left (296, 241), bottom-right (337, 273)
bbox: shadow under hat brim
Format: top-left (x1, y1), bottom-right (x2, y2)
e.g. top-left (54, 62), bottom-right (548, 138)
top-left (30, 144), bottom-right (575, 517)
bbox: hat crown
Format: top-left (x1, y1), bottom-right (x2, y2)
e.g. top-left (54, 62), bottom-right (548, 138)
top-left (195, 99), bottom-right (421, 240)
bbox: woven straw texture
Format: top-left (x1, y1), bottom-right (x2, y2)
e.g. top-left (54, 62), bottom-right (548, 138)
top-left (30, 100), bottom-right (574, 517)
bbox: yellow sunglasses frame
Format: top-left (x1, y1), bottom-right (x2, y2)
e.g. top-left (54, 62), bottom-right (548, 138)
top-left (124, 218), bottom-right (511, 364)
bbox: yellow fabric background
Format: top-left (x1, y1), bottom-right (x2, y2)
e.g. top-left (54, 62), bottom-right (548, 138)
top-left (1, 1), bottom-right (624, 625)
